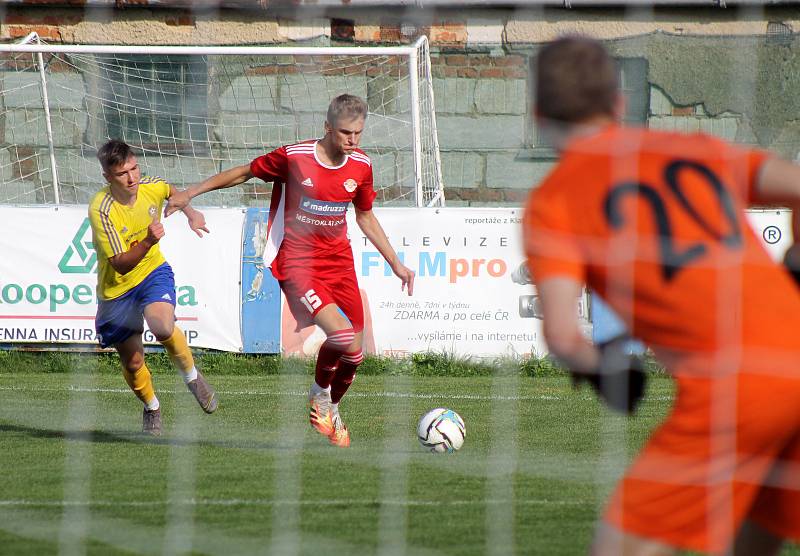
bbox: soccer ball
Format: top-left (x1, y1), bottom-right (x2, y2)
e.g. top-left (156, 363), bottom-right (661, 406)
top-left (417, 408), bottom-right (466, 453)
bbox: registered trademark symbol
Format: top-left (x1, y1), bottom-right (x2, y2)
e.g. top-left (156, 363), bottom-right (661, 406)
top-left (763, 226), bottom-right (782, 245)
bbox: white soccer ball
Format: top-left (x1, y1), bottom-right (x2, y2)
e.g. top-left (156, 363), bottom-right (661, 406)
top-left (417, 408), bottom-right (466, 453)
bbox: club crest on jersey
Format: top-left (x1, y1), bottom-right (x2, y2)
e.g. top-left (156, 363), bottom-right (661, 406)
top-left (149, 205), bottom-right (157, 217)
top-left (343, 178), bottom-right (357, 193)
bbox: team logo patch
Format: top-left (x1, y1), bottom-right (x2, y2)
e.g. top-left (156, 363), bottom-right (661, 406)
top-left (149, 205), bottom-right (157, 218)
top-left (343, 178), bottom-right (357, 193)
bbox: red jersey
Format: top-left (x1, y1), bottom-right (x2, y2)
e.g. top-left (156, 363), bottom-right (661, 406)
top-left (250, 140), bottom-right (376, 280)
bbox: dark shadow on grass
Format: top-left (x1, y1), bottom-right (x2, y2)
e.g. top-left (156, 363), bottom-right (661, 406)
top-left (0, 422), bottom-right (292, 451)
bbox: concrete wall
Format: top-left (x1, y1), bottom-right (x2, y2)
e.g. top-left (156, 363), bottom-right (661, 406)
top-left (1, 6), bottom-right (800, 205)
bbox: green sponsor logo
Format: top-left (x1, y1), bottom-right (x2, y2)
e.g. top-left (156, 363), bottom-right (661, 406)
top-left (58, 218), bottom-right (96, 274)
top-left (0, 217), bottom-right (198, 312)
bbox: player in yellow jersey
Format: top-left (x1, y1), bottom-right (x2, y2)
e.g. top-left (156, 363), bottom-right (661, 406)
top-left (89, 139), bottom-right (219, 436)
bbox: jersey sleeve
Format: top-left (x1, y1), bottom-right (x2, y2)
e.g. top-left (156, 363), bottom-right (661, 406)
top-left (522, 186), bottom-right (587, 285)
top-left (353, 164), bottom-right (377, 211)
top-left (712, 138), bottom-right (772, 205)
top-left (146, 176), bottom-right (171, 202)
top-left (88, 201), bottom-right (125, 260)
top-left (250, 147), bottom-right (288, 182)
top-left (155, 177), bottom-right (170, 201)
top-left (738, 148), bottom-right (772, 206)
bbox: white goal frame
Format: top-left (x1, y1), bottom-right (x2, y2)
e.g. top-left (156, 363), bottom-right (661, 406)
top-left (0, 33), bottom-right (445, 208)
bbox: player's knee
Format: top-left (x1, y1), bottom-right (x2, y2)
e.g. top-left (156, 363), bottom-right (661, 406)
top-left (123, 352), bottom-right (145, 374)
top-left (150, 320), bottom-right (175, 342)
top-left (344, 335), bottom-right (363, 354)
top-left (325, 328), bottom-right (355, 350)
top-left (341, 350), bottom-right (364, 371)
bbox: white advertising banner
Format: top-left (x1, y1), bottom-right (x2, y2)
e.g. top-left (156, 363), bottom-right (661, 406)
top-left (347, 208), bottom-right (549, 358)
top-left (0, 206), bottom-right (244, 351)
top-left (1, 206), bottom-right (790, 356)
top-left (746, 209), bottom-right (792, 261)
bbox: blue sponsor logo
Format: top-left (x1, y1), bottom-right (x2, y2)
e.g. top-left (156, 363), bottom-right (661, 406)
top-left (300, 196), bottom-right (348, 216)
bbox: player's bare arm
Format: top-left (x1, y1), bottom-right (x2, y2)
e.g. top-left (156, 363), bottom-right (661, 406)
top-left (537, 276), bottom-right (647, 414)
top-left (164, 164), bottom-right (254, 217)
top-left (355, 207), bottom-right (415, 295)
top-left (108, 215), bottom-right (164, 276)
top-left (536, 276), bottom-right (600, 373)
top-left (168, 185), bottom-right (209, 237)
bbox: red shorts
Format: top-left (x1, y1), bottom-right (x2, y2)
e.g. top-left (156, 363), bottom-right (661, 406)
top-left (279, 265), bottom-right (364, 333)
top-left (606, 372), bottom-right (800, 554)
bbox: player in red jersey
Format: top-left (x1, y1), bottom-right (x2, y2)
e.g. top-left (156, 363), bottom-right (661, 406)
top-left (165, 94), bottom-right (415, 447)
top-left (524, 37), bottom-right (800, 555)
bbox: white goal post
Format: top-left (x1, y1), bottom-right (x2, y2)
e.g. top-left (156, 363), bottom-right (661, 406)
top-left (0, 34), bottom-right (444, 208)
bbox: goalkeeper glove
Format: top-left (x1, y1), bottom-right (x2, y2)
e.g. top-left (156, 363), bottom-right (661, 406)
top-left (571, 335), bottom-right (647, 415)
top-left (783, 247), bottom-right (800, 287)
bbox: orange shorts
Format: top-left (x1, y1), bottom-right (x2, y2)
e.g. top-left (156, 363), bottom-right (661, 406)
top-left (606, 372), bottom-right (800, 554)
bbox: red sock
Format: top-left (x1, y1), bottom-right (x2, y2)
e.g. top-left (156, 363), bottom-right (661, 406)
top-left (331, 350), bottom-right (363, 403)
top-left (314, 328), bottom-right (354, 389)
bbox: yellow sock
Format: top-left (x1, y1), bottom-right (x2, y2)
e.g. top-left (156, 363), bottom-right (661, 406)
top-left (161, 326), bottom-right (196, 379)
top-left (122, 363), bottom-right (158, 409)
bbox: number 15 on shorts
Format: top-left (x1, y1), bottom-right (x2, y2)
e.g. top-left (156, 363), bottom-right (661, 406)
top-left (300, 289), bottom-right (322, 313)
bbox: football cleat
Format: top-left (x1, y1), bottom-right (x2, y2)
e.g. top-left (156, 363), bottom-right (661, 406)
top-left (142, 407), bottom-right (162, 436)
top-left (187, 371), bottom-right (218, 414)
top-left (309, 390), bottom-right (334, 437)
top-left (328, 412), bottom-right (350, 448)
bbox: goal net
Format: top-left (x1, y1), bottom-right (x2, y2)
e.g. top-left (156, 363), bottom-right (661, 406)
top-left (0, 34), bottom-right (444, 207)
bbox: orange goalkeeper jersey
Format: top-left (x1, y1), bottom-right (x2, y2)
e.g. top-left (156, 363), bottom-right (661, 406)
top-left (524, 125), bottom-right (800, 371)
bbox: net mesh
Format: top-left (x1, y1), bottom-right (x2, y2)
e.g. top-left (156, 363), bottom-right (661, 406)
top-left (0, 39), bottom-right (444, 207)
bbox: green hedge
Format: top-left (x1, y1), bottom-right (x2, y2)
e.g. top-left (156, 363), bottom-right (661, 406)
top-left (0, 349), bottom-right (667, 377)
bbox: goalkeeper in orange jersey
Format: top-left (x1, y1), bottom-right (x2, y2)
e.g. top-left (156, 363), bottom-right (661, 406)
top-left (524, 36), bottom-right (800, 555)
top-left (89, 139), bottom-right (218, 436)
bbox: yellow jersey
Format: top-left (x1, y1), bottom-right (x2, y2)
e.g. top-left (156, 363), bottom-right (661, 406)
top-left (88, 176), bottom-right (170, 300)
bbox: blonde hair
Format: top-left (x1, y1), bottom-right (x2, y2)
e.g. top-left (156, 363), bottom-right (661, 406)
top-left (326, 94), bottom-right (368, 126)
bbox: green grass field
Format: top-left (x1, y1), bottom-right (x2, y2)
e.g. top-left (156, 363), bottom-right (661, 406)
top-left (0, 355), bottom-right (797, 555)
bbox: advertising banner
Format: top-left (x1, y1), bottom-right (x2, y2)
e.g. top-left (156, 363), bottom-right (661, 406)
top-left (347, 208), bottom-right (552, 358)
top-left (1, 206), bottom-right (792, 356)
top-left (0, 206), bottom-right (245, 351)
top-left (746, 209), bottom-right (792, 261)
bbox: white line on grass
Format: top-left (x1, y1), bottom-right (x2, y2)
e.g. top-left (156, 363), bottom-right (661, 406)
top-left (0, 385), bottom-right (674, 402)
top-left (0, 498), bottom-right (584, 508)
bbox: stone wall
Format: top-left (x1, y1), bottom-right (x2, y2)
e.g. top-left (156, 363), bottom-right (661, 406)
top-left (2, 6), bottom-right (800, 205)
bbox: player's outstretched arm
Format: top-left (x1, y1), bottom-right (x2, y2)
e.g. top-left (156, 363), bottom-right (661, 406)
top-left (181, 205), bottom-right (210, 238)
top-left (752, 157), bottom-right (800, 205)
top-left (164, 164), bottom-right (254, 217)
top-left (537, 277), bottom-right (599, 373)
top-left (355, 207), bottom-right (415, 295)
top-left (167, 185), bottom-right (210, 238)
